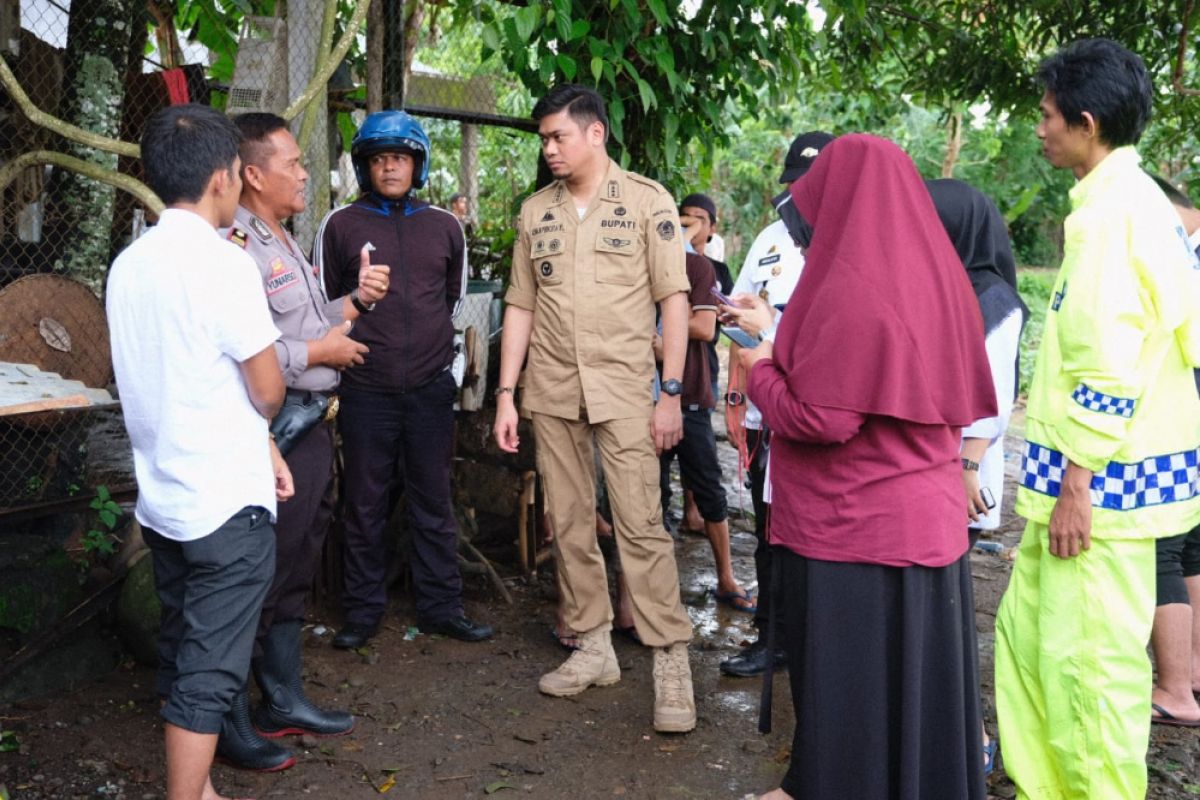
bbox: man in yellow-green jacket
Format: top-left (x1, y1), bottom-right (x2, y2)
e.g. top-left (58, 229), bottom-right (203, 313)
top-left (995, 38), bottom-right (1200, 800)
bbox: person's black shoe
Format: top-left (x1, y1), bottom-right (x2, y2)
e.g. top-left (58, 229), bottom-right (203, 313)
top-left (419, 615), bottom-right (493, 642)
top-left (215, 686), bottom-right (296, 772)
top-left (719, 638), bottom-right (787, 678)
top-left (253, 621), bottom-right (355, 738)
top-left (332, 622), bottom-right (378, 650)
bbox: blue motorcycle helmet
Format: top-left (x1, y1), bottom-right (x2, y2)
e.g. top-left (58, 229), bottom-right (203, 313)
top-left (351, 110), bottom-right (431, 193)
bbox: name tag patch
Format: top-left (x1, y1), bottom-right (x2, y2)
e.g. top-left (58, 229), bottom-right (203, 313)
top-left (758, 254), bottom-right (781, 266)
top-left (266, 261), bottom-right (299, 295)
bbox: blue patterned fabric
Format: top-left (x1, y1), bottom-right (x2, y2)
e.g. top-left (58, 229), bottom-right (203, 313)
top-left (1020, 440), bottom-right (1200, 511)
top-left (1071, 383), bottom-right (1136, 418)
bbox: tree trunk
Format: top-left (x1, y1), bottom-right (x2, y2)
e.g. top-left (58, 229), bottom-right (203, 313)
top-left (366, 0), bottom-right (383, 113)
top-left (43, 0), bottom-right (140, 296)
top-left (941, 109), bottom-right (963, 178)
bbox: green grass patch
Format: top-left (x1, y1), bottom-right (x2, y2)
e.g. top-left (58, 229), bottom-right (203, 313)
top-left (1016, 267), bottom-right (1058, 396)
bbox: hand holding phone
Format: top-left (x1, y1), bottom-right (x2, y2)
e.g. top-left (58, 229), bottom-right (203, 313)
top-left (710, 286), bottom-right (737, 307)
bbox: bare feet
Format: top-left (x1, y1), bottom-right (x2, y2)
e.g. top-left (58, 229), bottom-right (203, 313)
top-left (756, 789), bottom-right (794, 800)
top-left (1151, 683), bottom-right (1200, 724)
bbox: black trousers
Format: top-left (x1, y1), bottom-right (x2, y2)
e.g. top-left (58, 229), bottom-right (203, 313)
top-left (146, 507), bottom-right (275, 734)
top-left (747, 427), bottom-right (771, 628)
top-left (659, 407), bottom-right (729, 522)
top-left (338, 371), bottom-right (463, 627)
top-left (254, 421), bottom-right (335, 649)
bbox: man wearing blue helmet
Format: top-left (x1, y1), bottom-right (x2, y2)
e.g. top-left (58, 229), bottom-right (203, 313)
top-left (314, 110), bottom-right (492, 649)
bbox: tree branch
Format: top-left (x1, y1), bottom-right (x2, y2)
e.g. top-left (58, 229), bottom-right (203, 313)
top-left (1173, 0), bottom-right (1200, 96)
top-left (0, 150), bottom-right (163, 214)
top-left (282, 0), bottom-right (372, 121)
top-left (0, 55), bottom-right (140, 158)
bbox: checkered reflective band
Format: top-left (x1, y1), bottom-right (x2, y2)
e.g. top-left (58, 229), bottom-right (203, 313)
top-left (1020, 441), bottom-right (1200, 511)
top-left (1071, 383), bottom-right (1136, 418)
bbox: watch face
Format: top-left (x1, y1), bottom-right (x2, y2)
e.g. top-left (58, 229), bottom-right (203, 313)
top-left (662, 379), bottom-right (683, 396)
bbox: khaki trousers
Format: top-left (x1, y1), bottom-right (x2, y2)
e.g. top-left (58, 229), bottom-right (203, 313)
top-left (533, 411), bottom-right (693, 647)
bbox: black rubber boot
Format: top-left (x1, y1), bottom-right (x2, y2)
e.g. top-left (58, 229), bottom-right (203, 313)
top-left (215, 685), bottom-right (296, 772)
top-left (253, 620), bottom-right (355, 738)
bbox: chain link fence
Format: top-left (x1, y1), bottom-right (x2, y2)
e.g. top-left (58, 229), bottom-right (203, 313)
top-left (1, 0), bottom-right (541, 518)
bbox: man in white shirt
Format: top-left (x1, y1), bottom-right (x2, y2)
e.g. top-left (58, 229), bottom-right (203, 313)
top-left (107, 104), bottom-right (291, 800)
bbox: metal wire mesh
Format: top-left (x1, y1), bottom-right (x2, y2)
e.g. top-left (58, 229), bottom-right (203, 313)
top-left (1, 0), bottom-right (539, 518)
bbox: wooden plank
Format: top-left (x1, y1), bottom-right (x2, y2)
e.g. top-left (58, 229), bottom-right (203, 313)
top-left (0, 393), bottom-right (91, 417)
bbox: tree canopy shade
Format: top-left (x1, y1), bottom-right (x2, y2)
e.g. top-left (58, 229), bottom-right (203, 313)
top-left (475, 0), bottom-right (817, 182)
top-left (474, 0), bottom-right (1200, 186)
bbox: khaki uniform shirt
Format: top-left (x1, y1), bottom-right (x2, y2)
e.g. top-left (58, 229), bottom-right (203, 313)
top-left (224, 205), bottom-right (344, 392)
top-left (506, 160), bottom-right (689, 423)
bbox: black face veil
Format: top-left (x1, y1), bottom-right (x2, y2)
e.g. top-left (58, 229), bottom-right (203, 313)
top-left (774, 188), bottom-right (813, 250)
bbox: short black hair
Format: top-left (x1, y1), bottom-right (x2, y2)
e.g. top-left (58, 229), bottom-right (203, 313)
top-left (532, 84), bottom-right (609, 141)
top-left (450, 193), bottom-right (467, 204)
top-left (1037, 38), bottom-right (1152, 147)
top-left (232, 112), bottom-right (289, 171)
top-left (1150, 173), bottom-right (1195, 209)
top-left (141, 104), bottom-right (241, 204)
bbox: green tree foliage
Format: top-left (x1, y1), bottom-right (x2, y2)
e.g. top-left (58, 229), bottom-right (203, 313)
top-left (816, 1), bottom-right (1200, 185)
top-left (474, 0), bottom-right (816, 183)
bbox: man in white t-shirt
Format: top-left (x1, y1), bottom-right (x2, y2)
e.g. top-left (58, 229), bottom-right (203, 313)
top-left (719, 131), bottom-right (833, 678)
top-left (107, 104), bottom-right (291, 800)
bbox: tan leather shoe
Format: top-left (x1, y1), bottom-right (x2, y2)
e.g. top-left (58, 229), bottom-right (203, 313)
top-left (653, 642), bottom-right (696, 733)
top-left (538, 625), bottom-right (620, 697)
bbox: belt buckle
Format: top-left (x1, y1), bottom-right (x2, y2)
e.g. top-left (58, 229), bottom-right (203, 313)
top-left (323, 395), bottom-right (339, 423)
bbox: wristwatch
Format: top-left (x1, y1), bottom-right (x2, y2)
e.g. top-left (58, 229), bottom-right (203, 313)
top-left (961, 457), bottom-right (980, 471)
top-left (350, 288), bottom-right (375, 315)
top-left (661, 378), bottom-right (683, 397)
top-left (494, 386), bottom-right (515, 397)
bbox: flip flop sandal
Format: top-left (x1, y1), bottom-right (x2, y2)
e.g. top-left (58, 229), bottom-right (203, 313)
top-left (983, 739), bottom-right (998, 776)
top-left (713, 588), bottom-right (757, 614)
top-left (1151, 703), bottom-right (1200, 728)
top-left (549, 627), bottom-right (582, 651)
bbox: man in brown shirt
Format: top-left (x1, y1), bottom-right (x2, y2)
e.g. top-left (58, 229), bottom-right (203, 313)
top-left (493, 84), bottom-right (696, 733)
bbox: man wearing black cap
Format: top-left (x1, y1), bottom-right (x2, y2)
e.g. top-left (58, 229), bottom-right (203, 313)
top-left (719, 131), bottom-right (834, 678)
top-left (674, 193), bottom-right (733, 533)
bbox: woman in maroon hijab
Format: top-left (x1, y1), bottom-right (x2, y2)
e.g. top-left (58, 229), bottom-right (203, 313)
top-left (743, 134), bottom-right (996, 800)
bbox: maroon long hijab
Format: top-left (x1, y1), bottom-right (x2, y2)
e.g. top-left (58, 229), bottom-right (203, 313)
top-left (781, 134), bottom-right (996, 425)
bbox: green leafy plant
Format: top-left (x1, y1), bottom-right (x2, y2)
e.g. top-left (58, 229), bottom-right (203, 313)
top-left (82, 485), bottom-right (123, 558)
top-left (0, 730), bottom-right (18, 753)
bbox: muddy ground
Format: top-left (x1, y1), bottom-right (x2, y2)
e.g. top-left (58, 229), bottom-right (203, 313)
top-left (2, 405), bottom-right (1198, 800)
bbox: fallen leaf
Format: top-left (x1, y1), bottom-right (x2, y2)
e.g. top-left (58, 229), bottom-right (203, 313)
top-left (484, 781), bottom-right (515, 794)
top-left (378, 775), bottom-right (396, 793)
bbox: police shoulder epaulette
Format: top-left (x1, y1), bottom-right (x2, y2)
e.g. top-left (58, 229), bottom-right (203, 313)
top-left (228, 228), bottom-right (249, 248)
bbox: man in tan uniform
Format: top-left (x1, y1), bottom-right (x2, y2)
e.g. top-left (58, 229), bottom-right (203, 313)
top-left (493, 84), bottom-right (696, 733)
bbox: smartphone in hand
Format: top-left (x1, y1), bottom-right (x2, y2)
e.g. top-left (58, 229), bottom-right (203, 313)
top-left (710, 286), bottom-right (737, 307)
top-left (721, 326), bottom-right (761, 349)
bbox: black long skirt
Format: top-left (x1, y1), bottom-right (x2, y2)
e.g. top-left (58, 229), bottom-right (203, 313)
top-left (775, 547), bottom-right (986, 800)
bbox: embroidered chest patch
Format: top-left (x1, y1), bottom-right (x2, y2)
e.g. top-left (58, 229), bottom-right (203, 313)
top-left (266, 259), bottom-right (298, 295)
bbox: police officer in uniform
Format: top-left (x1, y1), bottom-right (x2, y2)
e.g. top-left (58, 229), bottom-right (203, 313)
top-left (215, 113), bottom-right (390, 771)
top-left (719, 131), bottom-right (833, 678)
top-left (493, 84), bottom-right (696, 734)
